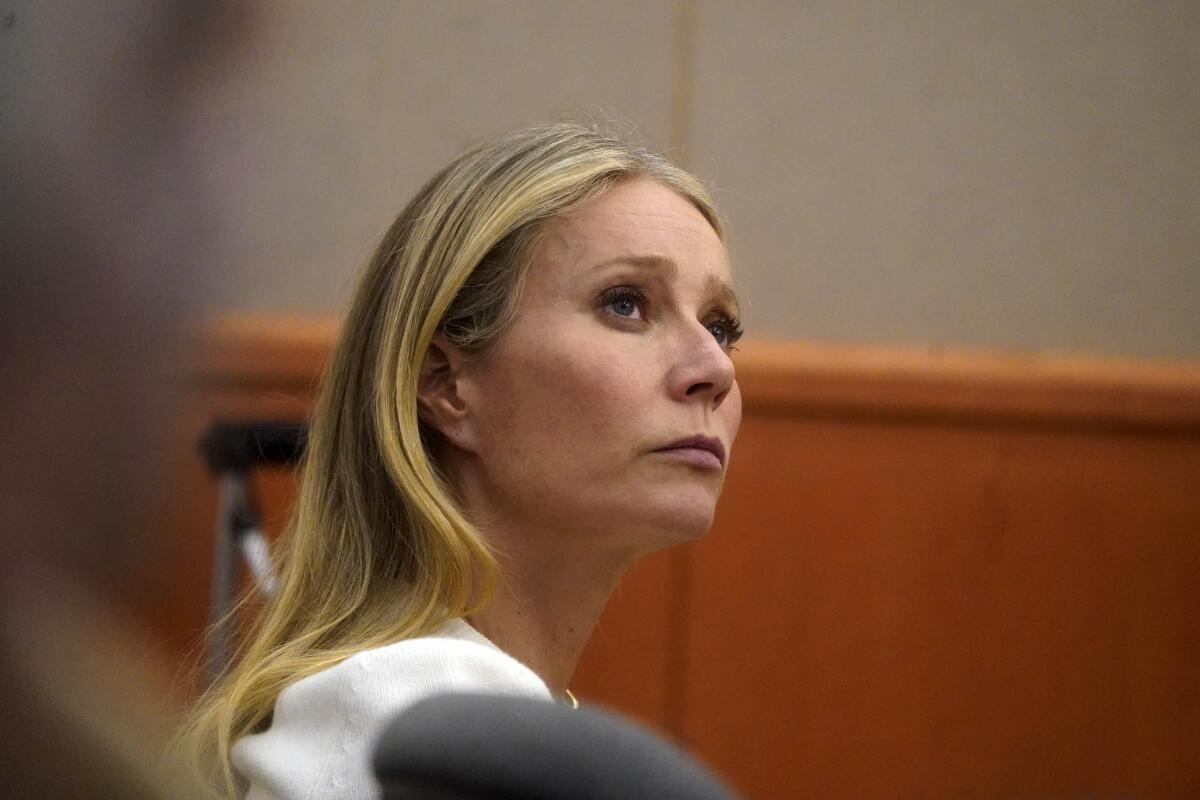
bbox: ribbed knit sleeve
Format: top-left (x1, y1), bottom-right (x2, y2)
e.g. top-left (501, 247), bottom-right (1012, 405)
top-left (231, 628), bottom-right (552, 800)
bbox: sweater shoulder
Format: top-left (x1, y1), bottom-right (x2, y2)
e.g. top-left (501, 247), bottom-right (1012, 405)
top-left (232, 624), bottom-right (551, 800)
top-left (339, 632), bottom-right (551, 702)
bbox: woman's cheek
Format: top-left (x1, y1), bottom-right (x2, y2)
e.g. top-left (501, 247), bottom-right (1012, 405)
top-left (724, 381), bottom-right (744, 437)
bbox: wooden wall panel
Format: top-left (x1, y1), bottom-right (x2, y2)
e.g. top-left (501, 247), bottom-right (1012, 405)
top-left (149, 317), bottom-right (1200, 797)
top-left (685, 416), bottom-right (1200, 799)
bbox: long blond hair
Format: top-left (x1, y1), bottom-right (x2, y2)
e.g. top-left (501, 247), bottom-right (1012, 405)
top-left (177, 121), bottom-right (723, 797)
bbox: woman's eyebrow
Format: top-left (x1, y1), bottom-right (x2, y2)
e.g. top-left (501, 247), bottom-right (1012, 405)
top-left (587, 253), bottom-right (678, 277)
top-left (706, 274), bottom-right (742, 317)
top-left (588, 254), bottom-right (740, 314)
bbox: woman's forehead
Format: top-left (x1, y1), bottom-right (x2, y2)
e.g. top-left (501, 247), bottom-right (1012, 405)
top-left (562, 179), bottom-right (718, 242)
top-left (530, 180), bottom-right (731, 285)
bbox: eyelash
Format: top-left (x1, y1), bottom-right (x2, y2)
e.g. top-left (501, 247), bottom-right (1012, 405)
top-left (598, 286), bottom-right (745, 351)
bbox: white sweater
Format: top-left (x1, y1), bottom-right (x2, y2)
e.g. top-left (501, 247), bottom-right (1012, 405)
top-left (231, 618), bottom-right (553, 800)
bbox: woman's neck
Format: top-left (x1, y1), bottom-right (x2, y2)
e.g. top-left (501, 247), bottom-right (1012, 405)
top-left (465, 533), bottom-right (637, 696)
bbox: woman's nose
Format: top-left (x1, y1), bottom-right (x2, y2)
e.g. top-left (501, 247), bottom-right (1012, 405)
top-left (667, 322), bottom-right (736, 408)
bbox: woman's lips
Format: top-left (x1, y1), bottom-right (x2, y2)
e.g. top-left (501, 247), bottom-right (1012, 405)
top-left (652, 445), bottom-right (723, 471)
top-left (652, 434), bottom-right (724, 472)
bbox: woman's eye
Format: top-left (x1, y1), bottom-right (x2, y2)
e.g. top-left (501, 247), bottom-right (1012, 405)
top-left (600, 288), bottom-right (646, 320)
top-left (611, 296), bottom-right (639, 317)
top-left (707, 315), bottom-right (745, 350)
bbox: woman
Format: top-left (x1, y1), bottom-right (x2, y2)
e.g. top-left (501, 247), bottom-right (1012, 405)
top-left (180, 122), bottom-right (744, 799)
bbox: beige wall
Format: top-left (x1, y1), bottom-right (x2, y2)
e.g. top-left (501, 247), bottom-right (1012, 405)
top-left (201, 1), bottom-right (1199, 358)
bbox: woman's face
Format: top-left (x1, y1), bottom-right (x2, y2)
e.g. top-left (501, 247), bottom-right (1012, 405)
top-left (455, 178), bottom-right (742, 557)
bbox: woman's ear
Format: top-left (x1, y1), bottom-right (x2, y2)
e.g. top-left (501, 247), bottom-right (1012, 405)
top-left (416, 334), bottom-right (478, 453)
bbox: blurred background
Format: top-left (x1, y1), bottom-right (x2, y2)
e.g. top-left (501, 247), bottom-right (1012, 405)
top-left (205, 1), bottom-right (1199, 356)
top-left (3, 1), bottom-right (1198, 798)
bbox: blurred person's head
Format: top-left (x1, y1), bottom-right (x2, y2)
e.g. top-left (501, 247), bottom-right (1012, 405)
top-left (0, 1), bottom-right (253, 796)
top-left (181, 121), bottom-right (742, 796)
top-left (0, 0), bottom-right (249, 596)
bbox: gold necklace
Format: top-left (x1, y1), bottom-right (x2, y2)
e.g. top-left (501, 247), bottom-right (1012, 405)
top-left (564, 688), bottom-right (579, 709)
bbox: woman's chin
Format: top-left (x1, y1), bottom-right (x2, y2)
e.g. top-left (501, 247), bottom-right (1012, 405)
top-left (636, 490), bottom-right (720, 549)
